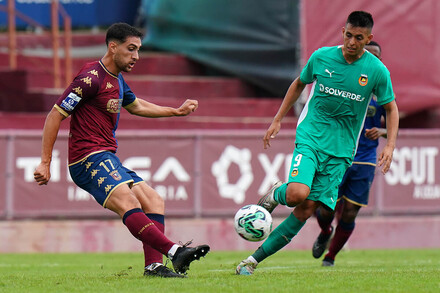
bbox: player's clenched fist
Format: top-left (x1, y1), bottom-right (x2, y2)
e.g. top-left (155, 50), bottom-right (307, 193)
top-left (177, 99), bottom-right (198, 116)
top-left (34, 163), bottom-right (51, 185)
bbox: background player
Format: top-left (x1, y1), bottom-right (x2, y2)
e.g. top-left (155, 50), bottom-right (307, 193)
top-left (312, 40), bottom-right (388, 266)
top-left (34, 23), bottom-right (209, 278)
top-left (236, 11), bottom-right (399, 275)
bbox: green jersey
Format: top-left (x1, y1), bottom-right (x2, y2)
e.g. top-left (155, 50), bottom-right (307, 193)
top-left (297, 46), bottom-right (395, 160)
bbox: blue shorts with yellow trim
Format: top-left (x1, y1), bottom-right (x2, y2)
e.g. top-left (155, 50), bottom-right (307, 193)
top-left (69, 151), bottom-right (143, 207)
top-left (338, 163), bottom-right (376, 207)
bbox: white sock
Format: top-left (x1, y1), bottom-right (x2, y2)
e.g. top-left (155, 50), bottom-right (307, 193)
top-left (167, 244), bottom-right (180, 260)
top-left (247, 256), bottom-right (258, 265)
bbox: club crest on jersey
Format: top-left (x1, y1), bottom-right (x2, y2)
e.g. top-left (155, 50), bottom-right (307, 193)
top-left (107, 99), bottom-right (122, 113)
top-left (60, 92), bottom-right (82, 112)
top-left (110, 170), bottom-right (122, 181)
top-left (291, 168), bottom-right (299, 177)
top-left (359, 74), bottom-right (368, 86)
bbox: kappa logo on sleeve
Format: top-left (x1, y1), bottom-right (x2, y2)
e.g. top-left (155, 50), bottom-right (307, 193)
top-left (60, 92), bottom-right (82, 112)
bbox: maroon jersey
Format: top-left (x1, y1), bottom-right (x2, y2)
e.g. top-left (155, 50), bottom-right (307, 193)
top-left (54, 61), bottom-right (136, 164)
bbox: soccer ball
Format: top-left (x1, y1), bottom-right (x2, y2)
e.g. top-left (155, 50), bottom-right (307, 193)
top-left (234, 204), bottom-right (272, 242)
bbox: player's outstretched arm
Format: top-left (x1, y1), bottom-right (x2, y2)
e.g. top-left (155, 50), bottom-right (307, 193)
top-left (263, 77), bottom-right (306, 149)
top-left (34, 107), bottom-right (66, 185)
top-left (125, 98), bottom-right (198, 118)
top-left (377, 100), bottom-right (399, 174)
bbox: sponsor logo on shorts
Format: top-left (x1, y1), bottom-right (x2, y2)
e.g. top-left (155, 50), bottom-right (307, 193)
top-left (107, 99), bottom-right (122, 113)
top-left (110, 170), bottom-right (122, 181)
top-left (84, 162), bottom-right (93, 171)
top-left (359, 74), bottom-right (368, 86)
top-left (104, 184), bottom-right (114, 195)
top-left (90, 169), bottom-right (99, 179)
top-left (60, 92), bottom-right (81, 112)
top-left (97, 177), bottom-right (106, 187)
top-left (291, 168), bottom-right (299, 177)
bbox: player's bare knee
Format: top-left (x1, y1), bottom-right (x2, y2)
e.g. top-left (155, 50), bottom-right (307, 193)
top-left (285, 183), bottom-right (310, 207)
top-left (133, 184), bottom-right (165, 213)
top-left (293, 200), bottom-right (319, 222)
top-left (152, 194), bottom-right (165, 211)
top-left (105, 191), bottom-right (141, 217)
top-left (293, 207), bottom-right (314, 222)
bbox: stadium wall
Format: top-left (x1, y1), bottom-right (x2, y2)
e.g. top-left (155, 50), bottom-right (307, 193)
top-left (0, 129), bottom-right (439, 252)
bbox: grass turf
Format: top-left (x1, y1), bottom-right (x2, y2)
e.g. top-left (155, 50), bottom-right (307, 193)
top-left (0, 249), bottom-right (439, 292)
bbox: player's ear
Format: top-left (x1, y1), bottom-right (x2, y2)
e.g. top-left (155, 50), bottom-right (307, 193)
top-left (108, 41), bottom-right (118, 54)
top-left (367, 33), bottom-right (374, 43)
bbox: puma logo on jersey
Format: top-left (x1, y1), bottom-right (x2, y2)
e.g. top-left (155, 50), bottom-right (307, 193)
top-left (325, 69), bottom-right (335, 78)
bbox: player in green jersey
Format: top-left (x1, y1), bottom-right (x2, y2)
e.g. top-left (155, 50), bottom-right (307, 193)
top-left (236, 11), bottom-right (399, 275)
top-left (312, 41), bottom-right (387, 267)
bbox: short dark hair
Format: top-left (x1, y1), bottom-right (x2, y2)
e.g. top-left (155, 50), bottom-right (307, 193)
top-left (346, 11), bottom-right (374, 29)
top-left (105, 23), bottom-right (143, 46)
top-left (366, 40), bottom-right (381, 52)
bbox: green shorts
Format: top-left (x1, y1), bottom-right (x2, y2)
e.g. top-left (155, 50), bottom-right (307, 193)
top-left (288, 143), bottom-right (351, 210)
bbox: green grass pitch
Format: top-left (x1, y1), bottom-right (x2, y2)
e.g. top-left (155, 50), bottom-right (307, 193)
top-left (0, 249), bottom-right (439, 292)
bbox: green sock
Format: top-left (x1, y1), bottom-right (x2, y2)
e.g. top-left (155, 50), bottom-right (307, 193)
top-left (274, 183), bottom-right (288, 206)
top-left (252, 213), bottom-right (305, 262)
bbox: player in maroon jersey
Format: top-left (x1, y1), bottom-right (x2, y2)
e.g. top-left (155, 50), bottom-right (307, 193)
top-left (34, 23), bottom-right (209, 278)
